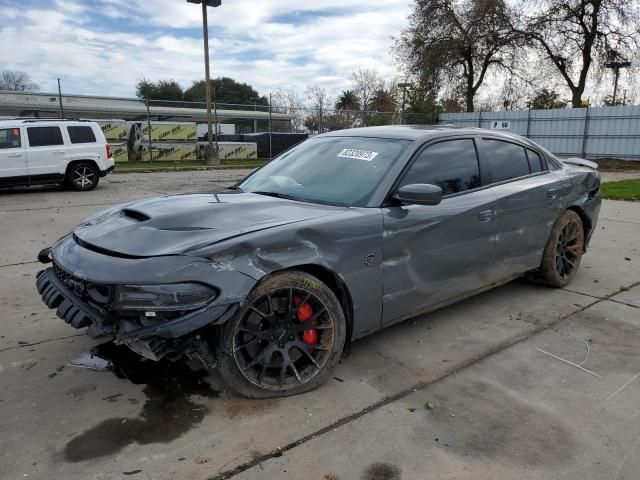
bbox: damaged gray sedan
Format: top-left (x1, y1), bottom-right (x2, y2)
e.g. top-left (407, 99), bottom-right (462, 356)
top-left (36, 126), bottom-right (601, 398)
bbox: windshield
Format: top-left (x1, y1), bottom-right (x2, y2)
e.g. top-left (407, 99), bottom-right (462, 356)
top-left (239, 136), bottom-right (410, 206)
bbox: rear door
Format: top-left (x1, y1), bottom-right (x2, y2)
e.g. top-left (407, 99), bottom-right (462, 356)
top-left (0, 126), bottom-right (28, 186)
top-left (478, 137), bottom-right (570, 278)
top-left (25, 125), bottom-right (68, 183)
top-left (381, 137), bottom-right (497, 326)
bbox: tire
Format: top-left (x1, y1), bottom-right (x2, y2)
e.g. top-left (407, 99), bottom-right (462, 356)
top-left (66, 162), bottom-right (100, 191)
top-left (219, 271), bottom-right (346, 399)
top-left (528, 210), bottom-right (584, 288)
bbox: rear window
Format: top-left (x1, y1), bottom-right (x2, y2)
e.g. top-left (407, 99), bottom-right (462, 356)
top-left (27, 126), bottom-right (64, 147)
top-left (483, 139), bottom-right (530, 183)
top-left (526, 148), bottom-right (544, 173)
top-left (67, 126), bottom-right (97, 144)
top-left (0, 128), bottom-right (21, 149)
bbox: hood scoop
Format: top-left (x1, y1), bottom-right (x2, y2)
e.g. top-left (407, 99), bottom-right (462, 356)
top-left (122, 208), bottom-right (151, 222)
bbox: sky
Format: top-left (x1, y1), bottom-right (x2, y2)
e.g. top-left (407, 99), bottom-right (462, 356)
top-left (0, 0), bottom-right (412, 98)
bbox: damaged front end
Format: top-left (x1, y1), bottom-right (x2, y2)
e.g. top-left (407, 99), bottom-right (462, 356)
top-left (35, 237), bottom-right (256, 368)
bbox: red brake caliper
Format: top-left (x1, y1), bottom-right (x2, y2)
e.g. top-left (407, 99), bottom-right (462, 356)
top-left (294, 295), bottom-right (318, 346)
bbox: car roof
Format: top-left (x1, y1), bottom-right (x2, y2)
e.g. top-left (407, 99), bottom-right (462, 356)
top-left (0, 119), bottom-right (99, 127)
top-left (318, 125), bottom-right (536, 145)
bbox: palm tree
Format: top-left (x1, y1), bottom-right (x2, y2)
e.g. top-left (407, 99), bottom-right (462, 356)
top-left (335, 90), bottom-right (361, 111)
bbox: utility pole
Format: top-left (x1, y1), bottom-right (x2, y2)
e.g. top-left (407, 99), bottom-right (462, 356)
top-left (398, 82), bottom-right (412, 125)
top-left (605, 59), bottom-right (631, 105)
top-left (57, 78), bottom-right (64, 119)
top-left (188, 0), bottom-right (222, 164)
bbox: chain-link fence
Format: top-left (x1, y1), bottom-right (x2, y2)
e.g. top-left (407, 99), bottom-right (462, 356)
top-left (0, 90), bottom-right (439, 161)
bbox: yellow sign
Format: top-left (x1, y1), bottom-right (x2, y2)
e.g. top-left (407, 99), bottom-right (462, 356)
top-left (217, 142), bottom-right (258, 160)
top-left (98, 121), bottom-right (128, 141)
top-left (141, 143), bottom-right (198, 162)
top-left (110, 143), bottom-right (129, 163)
top-left (142, 123), bottom-right (197, 142)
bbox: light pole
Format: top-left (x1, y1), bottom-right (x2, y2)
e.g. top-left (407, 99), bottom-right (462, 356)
top-left (605, 60), bottom-right (631, 105)
top-left (187, 0), bottom-right (221, 164)
top-left (398, 82), bottom-right (412, 125)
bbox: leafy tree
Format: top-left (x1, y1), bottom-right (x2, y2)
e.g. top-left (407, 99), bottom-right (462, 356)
top-left (0, 71), bottom-right (39, 91)
top-left (527, 88), bottom-right (568, 109)
top-left (135, 78), bottom-right (184, 101)
top-left (395, 0), bottom-right (519, 112)
top-left (184, 77), bottom-right (267, 109)
top-left (521, 0), bottom-right (640, 108)
top-left (335, 90), bottom-right (361, 111)
top-left (602, 94), bottom-right (630, 106)
top-left (405, 87), bottom-right (440, 124)
top-left (370, 88), bottom-right (397, 112)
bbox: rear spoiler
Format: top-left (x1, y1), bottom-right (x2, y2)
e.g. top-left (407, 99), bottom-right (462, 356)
top-left (560, 157), bottom-right (599, 170)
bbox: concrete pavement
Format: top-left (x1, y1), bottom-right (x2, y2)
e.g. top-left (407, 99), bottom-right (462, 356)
top-left (0, 171), bottom-right (638, 480)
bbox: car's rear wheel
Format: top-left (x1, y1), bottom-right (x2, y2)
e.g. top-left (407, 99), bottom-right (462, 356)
top-left (66, 162), bottom-right (99, 191)
top-left (219, 271), bottom-right (346, 398)
top-left (528, 210), bottom-right (584, 288)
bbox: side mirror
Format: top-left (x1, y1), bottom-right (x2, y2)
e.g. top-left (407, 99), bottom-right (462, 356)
top-left (393, 183), bottom-right (443, 206)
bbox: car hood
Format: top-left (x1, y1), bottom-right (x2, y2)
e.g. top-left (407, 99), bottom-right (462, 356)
top-left (72, 193), bottom-right (344, 257)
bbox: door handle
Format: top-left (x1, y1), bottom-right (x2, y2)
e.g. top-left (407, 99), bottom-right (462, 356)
top-left (52, 150), bottom-right (66, 154)
top-left (547, 189), bottom-right (559, 199)
top-left (7, 153), bottom-right (22, 157)
top-left (478, 210), bottom-right (493, 223)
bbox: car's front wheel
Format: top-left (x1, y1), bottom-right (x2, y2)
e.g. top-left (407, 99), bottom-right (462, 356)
top-left (528, 210), bottom-right (585, 288)
top-left (219, 271), bottom-right (346, 398)
top-left (66, 162), bottom-right (99, 191)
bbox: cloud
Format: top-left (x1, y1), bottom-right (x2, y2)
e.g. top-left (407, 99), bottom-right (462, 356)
top-left (0, 0), bottom-right (411, 99)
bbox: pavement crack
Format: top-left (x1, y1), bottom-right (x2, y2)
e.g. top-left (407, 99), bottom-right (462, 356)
top-left (0, 333), bottom-right (85, 353)
top-left (214, 285), bottom-right (625, 479)
top-left (0, 260), bottom-right (40, 268)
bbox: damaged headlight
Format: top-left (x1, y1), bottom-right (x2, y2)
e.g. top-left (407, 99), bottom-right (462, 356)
top-left (113, 283), bottom-right (217, 311)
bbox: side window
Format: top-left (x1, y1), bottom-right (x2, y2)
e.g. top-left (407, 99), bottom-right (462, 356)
top-left (526, 149), bottom-right (544, 173)
top-left (27, 126), bottom-right (64, 147)
top-left (67, 126), bottom-right (97, 144)
top-left (0, 128), bottom-right (21, 149)
top-left (400, 139), bottom-right (481, 195)
top-left (483, 139), bottom-right (530, 183)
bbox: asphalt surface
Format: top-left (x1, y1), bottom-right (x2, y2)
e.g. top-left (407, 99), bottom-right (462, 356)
top-left (0, 170), bottom-right (638, 480)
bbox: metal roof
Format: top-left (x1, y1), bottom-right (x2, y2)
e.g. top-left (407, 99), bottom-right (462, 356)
top-left (0, 91), bottom-right (292, 122)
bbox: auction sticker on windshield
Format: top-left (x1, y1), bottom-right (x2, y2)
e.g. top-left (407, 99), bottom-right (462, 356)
top-left (337, 148), bottom-right (379, 161)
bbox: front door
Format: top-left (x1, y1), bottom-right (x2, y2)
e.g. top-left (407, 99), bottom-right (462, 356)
top-left (381, 137), bottom-right (497, 326)
top-left (0, 127), bottom-right (28, 186)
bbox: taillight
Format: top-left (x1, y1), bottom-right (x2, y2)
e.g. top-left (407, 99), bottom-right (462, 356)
top-left (106, 144), bottom-right (112, 158)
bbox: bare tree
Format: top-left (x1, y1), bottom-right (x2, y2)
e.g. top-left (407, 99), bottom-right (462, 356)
top-left (521, 0), bottom-right (640, 108)
top-left (304, 85), bottom-right (332, 133)
top-left (395, 0), bottom-right (519, 112)
top-left (351, 69), bottom-right (385, 111)
top-left (271, 88), bottom-right (305, 131)
top-left (0, 71), bottom-right (39, 91)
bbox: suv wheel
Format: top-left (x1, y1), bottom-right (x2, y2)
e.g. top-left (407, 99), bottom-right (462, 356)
top-left (66, 162), bottom-right (99, 191)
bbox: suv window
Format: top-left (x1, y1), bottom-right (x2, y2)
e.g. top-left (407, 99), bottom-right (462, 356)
top-left (27, 126), bottom-right (64, 147)
top-left (483, 139), bottom-right (530, 182)
top-left (400, 139), bottom-right (481, 195)
top-left (526, 148), bottom-right (544, 173)
top-left (0, 128), bottom-right (21, 149)
top-left (67, 126), bottom-right (96, 144)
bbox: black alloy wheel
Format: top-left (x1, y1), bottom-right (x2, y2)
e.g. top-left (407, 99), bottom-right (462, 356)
top-left (219, 271), bottom-right (346, 398)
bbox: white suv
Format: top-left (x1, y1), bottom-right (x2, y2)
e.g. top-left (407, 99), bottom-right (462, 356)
top-left (0, 119), bottom-right (115, 191)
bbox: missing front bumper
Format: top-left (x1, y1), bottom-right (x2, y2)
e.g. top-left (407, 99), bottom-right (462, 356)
top-left (35, 267), bottom-right (239, 361)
